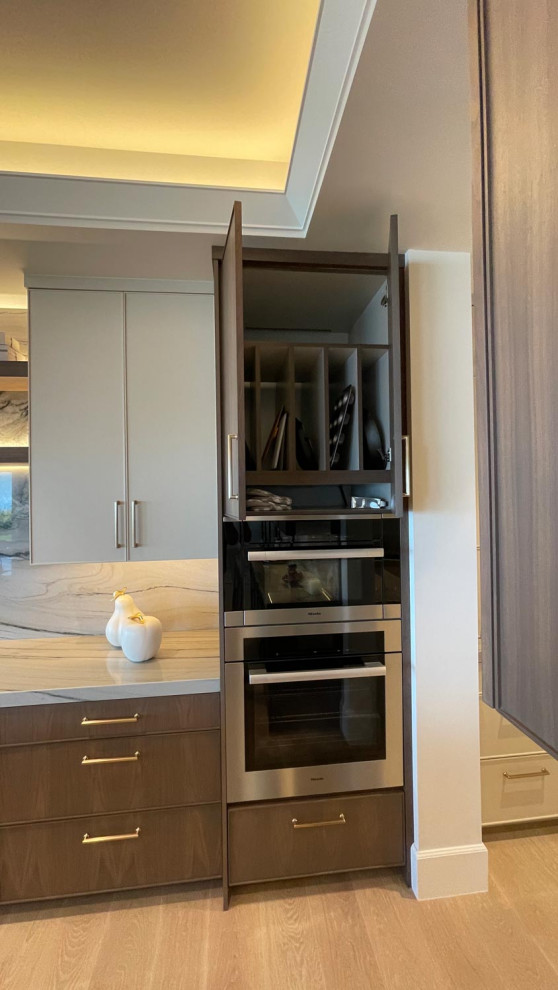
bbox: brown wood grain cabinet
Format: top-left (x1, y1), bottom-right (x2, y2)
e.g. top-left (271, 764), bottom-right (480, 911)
top-left (470, 0), bottom-right (558, 757)
top-left (0, 693), bottom-right (221, 904)
top-left (228, 790), bottom-right (405, 886)
top-left (0, 805), bottom-right (222, 903)
top-left (0, 692), bottom-right (219, 746)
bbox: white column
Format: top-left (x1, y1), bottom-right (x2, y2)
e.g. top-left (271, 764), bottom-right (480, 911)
top-left (407, 250), bottom-right (488, 899)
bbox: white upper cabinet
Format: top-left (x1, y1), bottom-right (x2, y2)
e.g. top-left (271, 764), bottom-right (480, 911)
top-left (30, 289), bottom-right (127, 564)
top-left (29, 284), bottom-right (217, 565)
top-left (125, 292), bottom-right (217, 561)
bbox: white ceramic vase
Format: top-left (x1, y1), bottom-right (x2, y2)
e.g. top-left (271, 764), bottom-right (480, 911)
top-left (120, 612), bottom-right (163, 663)
top-left (106, 589), bottom-right (138, 647)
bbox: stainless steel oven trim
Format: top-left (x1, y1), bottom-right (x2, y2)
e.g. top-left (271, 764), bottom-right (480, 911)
top-left (247, 548), bottom-right (384, 561)
top-left (224, 604), bottom-right (385, 628)
top-left (224, 618), bottom-right (401, 660)
top-left (225, 647), bottom-right (403, 803)
top-left (248, 662), bottom-right (386, 685)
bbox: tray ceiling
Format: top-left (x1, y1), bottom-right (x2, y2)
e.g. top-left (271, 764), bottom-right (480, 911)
top-left (0, 1), bottom-right (376, 235)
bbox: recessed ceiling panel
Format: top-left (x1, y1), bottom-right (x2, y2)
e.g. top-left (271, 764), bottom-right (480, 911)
top-left (0, 0), bottom-right (320, 189)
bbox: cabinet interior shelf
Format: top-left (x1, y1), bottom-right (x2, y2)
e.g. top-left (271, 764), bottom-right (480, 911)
top-left (0, 447), bottom-right (28, 464)
top-left (246, 470), bottom-right (390, 487)
top-left (0, 361), bottom-right (28, 392)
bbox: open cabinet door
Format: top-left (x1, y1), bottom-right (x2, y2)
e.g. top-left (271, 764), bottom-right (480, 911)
top-left (388, 215), bottom-right (404, 516)
top-left (218, 201), bottom-right (246, 520)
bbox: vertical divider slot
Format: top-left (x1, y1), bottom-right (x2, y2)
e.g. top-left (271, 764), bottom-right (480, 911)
top-left (328, 347), bottom-right (360, 471)
top-left (293, 346), bottom-right (326, 471)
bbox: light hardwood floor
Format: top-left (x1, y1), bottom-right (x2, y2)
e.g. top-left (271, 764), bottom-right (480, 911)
top-left (1, 828), bottom-right (558, 990)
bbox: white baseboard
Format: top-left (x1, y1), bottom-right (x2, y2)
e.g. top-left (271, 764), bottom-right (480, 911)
top-left (410, 842), bottom-right (488, 900)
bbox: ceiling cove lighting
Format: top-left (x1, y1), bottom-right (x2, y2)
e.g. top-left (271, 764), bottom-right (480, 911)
top-left (0, 0), bottom-right (320, 190)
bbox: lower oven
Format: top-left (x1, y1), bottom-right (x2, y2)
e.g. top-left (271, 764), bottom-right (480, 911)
top-left (224, 619), bottom-right (402, 802)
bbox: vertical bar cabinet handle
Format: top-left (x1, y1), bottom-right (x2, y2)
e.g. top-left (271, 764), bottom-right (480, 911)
top-left (402, 435), bottom-right (411, 498)
top-left (131, 499), bottom-right (140, 548)
top-left (227, 434), bottom-right (239, 500)
top-left (114, 500), bottom-right (123, 549)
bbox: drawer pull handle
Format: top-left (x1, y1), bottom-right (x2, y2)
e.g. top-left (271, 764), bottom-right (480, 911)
top-left (81, 714), bottom-right (140, 726)
top-left (292, 813), bottom-right (346, 830)
top-left (82, 751), bottom-right (140, 766)
top-left (503, 768), bottom-right (550, 780)
top-left (82, 827), bottom-right (141, 845)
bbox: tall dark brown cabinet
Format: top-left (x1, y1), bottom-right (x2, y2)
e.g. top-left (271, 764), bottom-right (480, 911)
top-left (470, 0), bottom-right (558, 757)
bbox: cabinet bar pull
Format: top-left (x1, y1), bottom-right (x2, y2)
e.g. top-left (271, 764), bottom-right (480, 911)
top-left (82, 827), bottom-right (141, 845)
top-left (503, 768), bottom-right (550, 780)
top-left (227, 434), bottom-right (239, 501)
top-left (131, 499), bottom-right (140, 548)
top-left (81, 714), bottom-right (140, 726)
top-left (82, 751), bottom-right (140, 765)
top-left (114, 500), bottom-right (123, 549)
top-left (292, 813), bottom-right (346, 830)
top-left (402, 435), bottom-right (411, 497)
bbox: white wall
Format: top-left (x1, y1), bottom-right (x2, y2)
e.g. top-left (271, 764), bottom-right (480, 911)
top-left (407, 250), bottom-right (487, 899)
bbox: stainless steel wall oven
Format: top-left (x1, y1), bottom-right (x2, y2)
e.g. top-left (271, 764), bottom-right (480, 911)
top-left (223, 517), bottom-right (401, 626)
top-left (225, 619), bottom-right (402, 802)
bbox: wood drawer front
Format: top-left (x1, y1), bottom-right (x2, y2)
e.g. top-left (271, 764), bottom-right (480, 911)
top-left (479, 699), bottom-right (543, 759)
top-left (0, 804), bottom-right (222, 903)
top-left (0, 693), bottom-right (219, 746)
top-left (481, 754), bottom-right (558, 826)
top-left (0, 730), bottom-right (220, 824)
top-left (228, 790), bottom-right (405, 886)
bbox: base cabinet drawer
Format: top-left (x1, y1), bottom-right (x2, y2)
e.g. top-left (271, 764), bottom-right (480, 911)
top-left (0, 730), bottom-right (220, 824)
top-left (0, 693), bottom-right (220, 746)
top-left (228, 790), bottom-right (404, 886)
top-left (481, 754), bottom-right (558, 826)
top-left (0, 804), bottom-right (222, 903)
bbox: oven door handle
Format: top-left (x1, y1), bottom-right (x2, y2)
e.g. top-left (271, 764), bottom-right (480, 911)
top-left (248, 663), bottom-right (386, 685)
top-left (246, 549), bottom-right (385, 561)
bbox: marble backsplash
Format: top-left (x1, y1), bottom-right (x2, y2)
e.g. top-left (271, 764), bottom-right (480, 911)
top-left (0, 557), bottom-right (218, 640)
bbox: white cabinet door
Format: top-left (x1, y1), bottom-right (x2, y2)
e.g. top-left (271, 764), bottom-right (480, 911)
top-left (125, 292), bottom-right (217, 561)
top-left (30, 289), bottom-right (127, 564)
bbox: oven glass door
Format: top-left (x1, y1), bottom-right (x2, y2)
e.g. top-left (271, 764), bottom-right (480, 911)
top-left (245, 656), bottom-right (386, 771)
top-left (246, 553), bottom-right (383, 611)
top-left (243, 629), bottom-right (387, 772)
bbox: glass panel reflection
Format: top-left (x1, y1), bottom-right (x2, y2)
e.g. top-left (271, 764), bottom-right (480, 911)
top-left (0, 467), bottom-right (29, 560)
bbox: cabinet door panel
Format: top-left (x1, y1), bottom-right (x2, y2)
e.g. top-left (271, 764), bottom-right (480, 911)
top-left (218, 202), bottom-right (245, 520)
top-left (387, 215), bottom-right (404, 517)
top-left (125, 291), bottom-right (217, 560)
top-left (29, 289), bottom-right (126, 564)
top-left (471, 0), bottom-right (558, 755)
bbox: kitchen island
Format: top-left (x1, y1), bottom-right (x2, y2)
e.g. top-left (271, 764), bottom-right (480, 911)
top-left (0, 629), bottom-right (222, 904)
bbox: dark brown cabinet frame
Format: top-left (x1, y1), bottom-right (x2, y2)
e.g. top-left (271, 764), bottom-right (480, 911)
top-left (213, 204), bottom-right (413, 906)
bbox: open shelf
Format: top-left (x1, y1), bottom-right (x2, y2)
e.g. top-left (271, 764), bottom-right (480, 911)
top-left (0, 361), bottom-right (28, 392)
top-left (244, 341), bottom-right (391, 483)
top-left (0, 447), bottom-right (28, 464)
top-left (246, 470), bottom-right (390, 487)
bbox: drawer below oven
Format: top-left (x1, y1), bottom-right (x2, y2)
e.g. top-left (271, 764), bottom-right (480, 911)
top-left (0, 804), bottom-right (222, 904)
top-left (228, 790), bottom-right (404, 886)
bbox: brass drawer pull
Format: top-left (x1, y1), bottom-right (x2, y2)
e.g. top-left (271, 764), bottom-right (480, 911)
top-left (81, 714), bottom-right (140, 727)
top-left (503, 768), bottom-right (550, 780)
top-left (82, 751), bottom-right (140, 766)
top-left (292, 813), bottom-right (346, 830)
top-left (82, 827), bottom-right (141, 845)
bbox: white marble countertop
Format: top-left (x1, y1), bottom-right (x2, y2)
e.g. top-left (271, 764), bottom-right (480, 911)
top-left (0, 630), bottom-right (220, 707)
